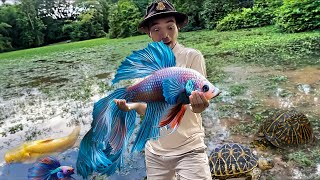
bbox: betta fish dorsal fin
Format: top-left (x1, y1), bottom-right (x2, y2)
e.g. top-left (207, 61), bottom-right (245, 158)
top-left (160, 104), bottom-right (187, 129)
top-left (38, 139), bottom-right (54, 144)
top-left (112, 41), bottom-right (176, 84)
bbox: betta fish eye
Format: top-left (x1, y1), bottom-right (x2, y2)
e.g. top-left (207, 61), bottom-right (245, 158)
top-left (202, 84), bottom-right (209, 92)
top-left (67, 170), bottom-right (70, 173)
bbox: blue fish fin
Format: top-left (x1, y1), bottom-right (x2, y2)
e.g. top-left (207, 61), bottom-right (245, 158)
top-left (91, 88), bottom-right (127, 148)
top-left (77, 87), bottom-right (137, 178)
top-left (57, 172), bottom-right (64, 179)
top-left (27, 157), bottom-right (60, 180)
top-left (76, 129), bottom-right (112, 179)
top-left (162, 78), bottom-right (185, 104)
top-left (109, 107), bottom-right (136, 152)
top-left (160, 104), bottom-right (187, 129)
top-left (98, 110), bottom-right (136, 176)
top-left (185, 80), bottom-right (195, 96)
top-left (112, 41), bottom-right (176, 84)
top-left (131, 102), bottom-right (170, 152)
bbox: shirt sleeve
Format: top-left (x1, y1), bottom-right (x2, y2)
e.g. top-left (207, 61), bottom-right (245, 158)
top-left (190, 52), bottom-right (207, 78)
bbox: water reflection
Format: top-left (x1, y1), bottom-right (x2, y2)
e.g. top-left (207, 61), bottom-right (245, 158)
top-left (0, 148), bottom-right (146, 180)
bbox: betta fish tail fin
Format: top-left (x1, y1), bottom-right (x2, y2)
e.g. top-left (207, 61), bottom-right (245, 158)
top-left (91, 88), bottom-right (127, 146)
top-left (112, 41), bottom-right (176, 84)
top-left (27, 157), bottom-right (60, 180)
top-left (97, 110), bottom-right (136, 176)
top-left (131, 102), bottom-right (170, 152)
top-left (76, 129), bottom-right (112, 179)
top-left (77, 87), bottom-right (137, 178)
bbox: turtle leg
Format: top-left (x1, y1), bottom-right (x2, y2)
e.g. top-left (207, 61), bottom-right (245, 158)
top-left (248, 167), bottom-right (262, 180)
top-left (245, 168), bottom-right (262, 180)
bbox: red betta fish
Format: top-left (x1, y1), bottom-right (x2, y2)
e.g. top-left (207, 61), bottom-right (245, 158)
top-left (76, 41), bottom-right (221, 178)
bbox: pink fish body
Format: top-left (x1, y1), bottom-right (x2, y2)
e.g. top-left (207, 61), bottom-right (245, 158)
top-left (127, 66), bottom-right (218, 102)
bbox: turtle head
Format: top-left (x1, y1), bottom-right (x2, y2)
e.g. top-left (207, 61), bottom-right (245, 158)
top-left (257, 157), bottom-right (274, 170)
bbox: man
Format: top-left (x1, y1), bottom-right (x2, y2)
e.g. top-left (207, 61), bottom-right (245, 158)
top-left (114, 1), bottom-right (212, 179)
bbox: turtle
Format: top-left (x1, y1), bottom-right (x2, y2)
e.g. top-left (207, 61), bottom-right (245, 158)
top-left (209, 143), bottom-right (274, 180)
top-left (255, 109), bottom-right (315, 148)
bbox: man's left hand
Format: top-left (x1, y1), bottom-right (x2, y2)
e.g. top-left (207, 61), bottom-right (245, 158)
top-left (189, 90), bottom-right (209, 113)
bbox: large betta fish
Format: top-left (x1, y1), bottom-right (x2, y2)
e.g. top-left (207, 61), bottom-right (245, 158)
top-left (76, 41), bottom-right (221, 178)
top-left (27, 156), bottom-right (75, 180)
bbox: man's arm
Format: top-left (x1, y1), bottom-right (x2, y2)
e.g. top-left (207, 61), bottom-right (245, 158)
top-left (114, 99), bottom-right (147, 116)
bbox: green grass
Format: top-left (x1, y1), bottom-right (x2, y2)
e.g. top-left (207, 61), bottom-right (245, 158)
top-left (1, 26), bottom-right (319, 62)
top-left (0, 35), bottom-right (148, 60)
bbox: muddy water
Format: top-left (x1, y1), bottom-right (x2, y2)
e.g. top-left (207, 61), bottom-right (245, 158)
top-left (205, 65), bottom-right (320, 180)
top-left (0, 63), bottom-right (319, 180)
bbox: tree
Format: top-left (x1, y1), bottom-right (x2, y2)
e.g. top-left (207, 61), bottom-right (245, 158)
top-left (18, 0), bottom-right (46, 47)
top-left (0, 22), bottom-right (12, 52)
top-left (108, 0), bottom-right (142, 38)
top-left (173, 0), bottom-right (205, 31)
top-left (62, 8), bottom-right (106, 41)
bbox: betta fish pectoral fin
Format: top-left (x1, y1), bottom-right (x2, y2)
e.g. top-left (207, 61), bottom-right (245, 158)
top-left (160, 103), bottom-right (187, 129)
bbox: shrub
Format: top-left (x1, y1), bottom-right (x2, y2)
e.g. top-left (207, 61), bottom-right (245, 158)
top-left (201, 0), bottom-right (253, 30)
top-left (216, 0), bottom-right (282, 31)
top-left (275, 0), bottom-right (320, 33)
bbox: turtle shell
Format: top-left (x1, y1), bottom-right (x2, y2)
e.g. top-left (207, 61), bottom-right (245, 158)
top-left (209, 143), bottom-right (258, 178)
top-left (261, 109), bottom-right (314, 147)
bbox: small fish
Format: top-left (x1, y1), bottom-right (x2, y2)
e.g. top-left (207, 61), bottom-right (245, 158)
top-left (28, 156), bottom-right (75, 180)
top-left (76, 41), bottom-right (221, 178)
top-left (5, 126), bottom-right (80, 164)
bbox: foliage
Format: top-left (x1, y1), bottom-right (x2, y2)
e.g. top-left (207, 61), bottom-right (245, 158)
top-left (201, 0), bottom-right (253, 30)
top-left (37, 0), bottom-right (80, 20)
top-left (173, 0), bottom-right (205, 31)
top-left (216, 0), bottom-right (282, 31)
top-left (63, 8), bottom-right (106, 41)
top-left (18, 0), bottom-right (46, 47)
top-left (108, 0), bottom-right (142, 38)
top-left (42, 17), bottom-right (68, 44)
top-left (76, 0), bottom-right (112, 33)
top-left (133, 0), bottom-right (151, 15)
top-left (0, 22), bottom-right (12, 52)
top-left (275, 0), bottom-right (320, 33)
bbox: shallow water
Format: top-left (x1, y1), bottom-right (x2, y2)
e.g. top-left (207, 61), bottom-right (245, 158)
top-left (0, 56), bottom-right (319, 179)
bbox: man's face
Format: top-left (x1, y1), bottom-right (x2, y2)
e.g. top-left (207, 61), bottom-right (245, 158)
top-left (148, 16), bottom-right (179, 49)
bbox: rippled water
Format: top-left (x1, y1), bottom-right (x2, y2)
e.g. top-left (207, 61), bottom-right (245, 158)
top-left (0, 62), bottom-right (319, 179)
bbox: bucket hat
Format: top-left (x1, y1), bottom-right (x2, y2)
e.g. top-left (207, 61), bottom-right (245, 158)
top-left (138, 0), bottom-right (188, 33)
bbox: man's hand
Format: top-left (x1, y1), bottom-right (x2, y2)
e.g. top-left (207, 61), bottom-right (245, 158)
top-left (189, 91), bottom-right (209, 113)
top-left (114, 99), bottom-right (131, 112)
top-left (114, 99), bottom-right (147, 115)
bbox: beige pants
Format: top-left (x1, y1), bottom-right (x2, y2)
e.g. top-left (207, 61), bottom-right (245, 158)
top-left (145, 148), bottom-right (212, 180)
